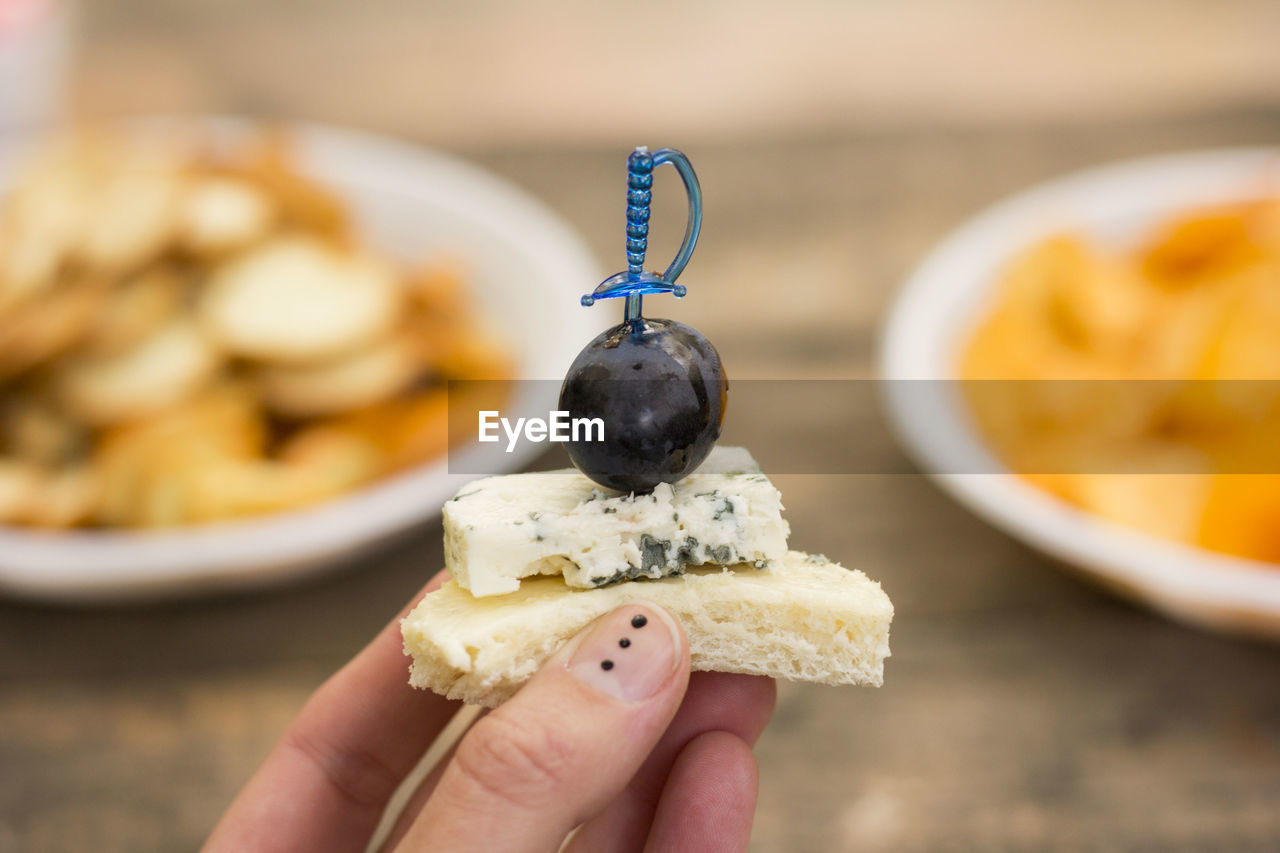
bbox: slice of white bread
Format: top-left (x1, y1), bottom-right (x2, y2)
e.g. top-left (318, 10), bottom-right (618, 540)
top-left (401, 551), bottom-right (893, 708)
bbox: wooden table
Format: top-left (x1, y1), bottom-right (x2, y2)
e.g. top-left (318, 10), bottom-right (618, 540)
top-left (5, 75), bottom-right (1280, 853)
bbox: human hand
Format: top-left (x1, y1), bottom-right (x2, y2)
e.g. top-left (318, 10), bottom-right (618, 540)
top-left (204, 571), bottom-right (777, 852)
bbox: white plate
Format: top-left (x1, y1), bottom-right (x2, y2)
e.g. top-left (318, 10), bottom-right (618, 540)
top-left (0, 118), bottom-right (602, 602)
top-left (881, 147), bottom-right (1280, 640)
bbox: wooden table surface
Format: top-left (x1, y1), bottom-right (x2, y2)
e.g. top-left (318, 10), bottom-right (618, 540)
top-left (5, 3), bottom-right (1280, 846)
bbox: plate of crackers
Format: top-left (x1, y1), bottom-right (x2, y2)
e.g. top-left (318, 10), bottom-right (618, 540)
top-left (883, 147), bottom-right (1280, 640)
top-left (0, 117), bottom-right (600, 601)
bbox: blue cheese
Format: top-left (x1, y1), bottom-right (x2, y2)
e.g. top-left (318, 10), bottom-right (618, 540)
top-left (443, 446), bottom-right (789, 597)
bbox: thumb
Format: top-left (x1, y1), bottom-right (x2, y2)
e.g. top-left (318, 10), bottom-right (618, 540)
top-left (399, 603), bottom-right (690, 852)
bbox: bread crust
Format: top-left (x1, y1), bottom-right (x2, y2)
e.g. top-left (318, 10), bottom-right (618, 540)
top-left (401, 551), bottom-right (893, 708)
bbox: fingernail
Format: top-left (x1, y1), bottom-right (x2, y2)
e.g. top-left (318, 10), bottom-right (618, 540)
top-left (567, 604), bottom-right (682, 702)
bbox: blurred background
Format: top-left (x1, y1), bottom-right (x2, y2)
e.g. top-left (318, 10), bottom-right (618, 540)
top-left (4, 0), bottom-right (1280, 850)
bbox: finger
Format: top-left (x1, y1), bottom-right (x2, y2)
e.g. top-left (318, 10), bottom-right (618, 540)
top-left (205, 570), bottom-right (456, 853)
top-left (642, 731), bottom-right (758, 853)
top-left (376, 708), bottom-right (487, 852)
top-left (565, 672), bottom-right (775, 853)
top-left (392, 674), bottom-right (774, 853)
top-left (399, 603), bottom-right (690, 852)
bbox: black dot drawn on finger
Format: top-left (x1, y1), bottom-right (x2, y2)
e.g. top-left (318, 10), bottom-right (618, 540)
top-left (601, 660), bottom-right (615, 671)
top-left (631, 614), bottom-right (648, 629)
top-left (619, 637), bottom-right (631, 648)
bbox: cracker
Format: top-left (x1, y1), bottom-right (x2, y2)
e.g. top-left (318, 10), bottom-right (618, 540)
top-left (216, 132), bottom-right (349, 239)
top-left (77, 163), bottom-right (184, 275)
top-left (257, 332), bottom-right (419, 417)
top-left (200, 237), bottom-right (401, 363)
top-left (0, 147), bottom-right (96, 312)
top-left (0, 456), bottom-right (97, 528)
top-left (93, 384), bottom-right (267, 526)
top-left (324, 388), bottom-right (451, 470)
top-left (119, 447), bottom-right (374, 526)
top-left (0, 396), bottom-right (87, 467)
top-left (0, 279), bottom-right (108, 378)
top-left (57, 319), bottom-right (222, 426)
top-left (78, 268), bottom-right (186, 358)
top-left (0, 459), bottom-right (41, 524)
top-left (279, 425), bottom-right (387, 482)
top-left (176, 459), bottom-right (350, 524)
top-left (179, 176), bottom-right (276, 257)
top-left (0, 128), bottom-right (511, 529)
top-left (25, 466), bottom-right (101, 528)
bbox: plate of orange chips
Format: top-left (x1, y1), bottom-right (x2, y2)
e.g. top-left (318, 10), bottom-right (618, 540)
top-left (0, 117), bottom-right (600, 600)
top-left (883, 147), bottom-right (1280, 640)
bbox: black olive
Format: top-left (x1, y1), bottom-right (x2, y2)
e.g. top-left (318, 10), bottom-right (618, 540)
top-left (558, 318), bottom-right (727, 493)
